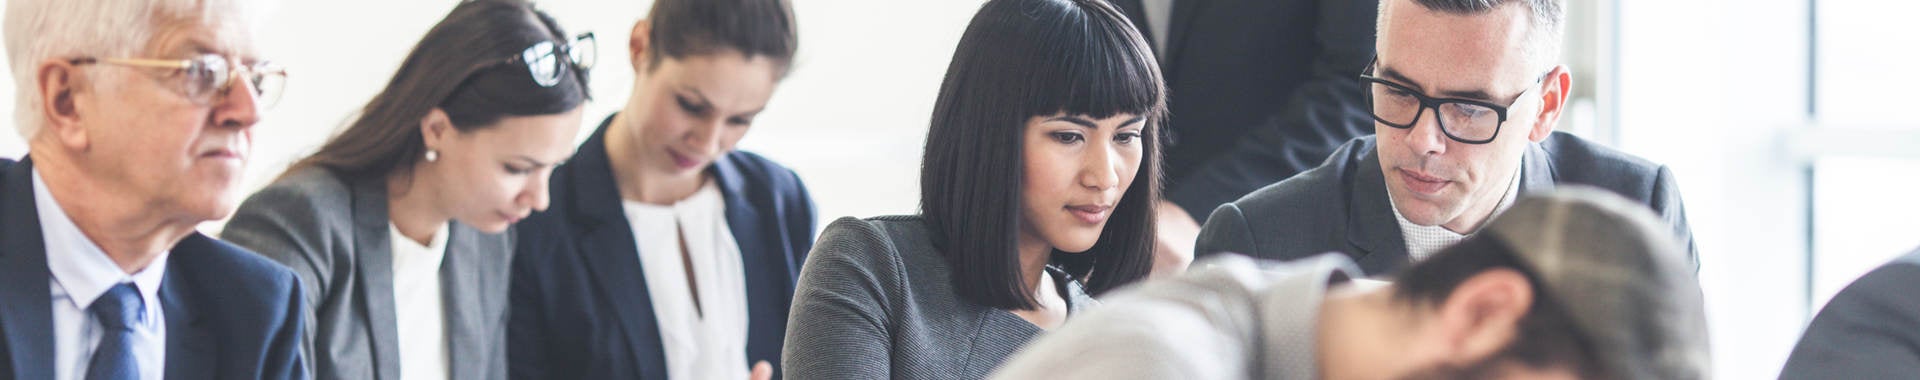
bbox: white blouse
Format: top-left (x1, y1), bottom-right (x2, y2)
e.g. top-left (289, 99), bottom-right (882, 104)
top-left (623, 181), bottom-right (750, 380)
top-left (389, 222), bottom-right (450, 380)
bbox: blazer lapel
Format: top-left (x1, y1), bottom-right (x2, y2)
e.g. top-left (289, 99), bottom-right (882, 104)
top-left (440, 225), bottom-right (492, 380)
top-left (0, 158), bottom-right (56, 380)
top-left (1516, 142), bottom-right (1558, 196)
top-left (348, 177), bottom-right (401, 380)
top-left (160, 251), bottom-right (216, 380)
top-left (710, 157), bottom-right (787, 368)
top-left (1163, 0), bottom-right (1208, 74)
top-left (571, 118), bottom-right (670, 379)
top-left (1345, 147), bottom-right (1412, 274)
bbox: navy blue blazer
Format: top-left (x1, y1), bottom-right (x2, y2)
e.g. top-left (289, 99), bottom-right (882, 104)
top-left (0, 157), bottom-right (306, 380)
top-left (509, 115), bottom-right (817, 380)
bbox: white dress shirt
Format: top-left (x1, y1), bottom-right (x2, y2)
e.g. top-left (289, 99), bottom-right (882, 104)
top-left (623, 181), bottom-right (750, 380)
top-left (389, 222), bottom-right (451, 380)
top-left (36, 170), bottom-right (168, 380)
top-left (1389, 162), bottom-right (1524, 262)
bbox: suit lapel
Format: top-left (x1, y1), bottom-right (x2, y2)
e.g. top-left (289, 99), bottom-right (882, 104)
top-left (1163, 0), bottom-right (1208, 74)
top-left (0, 158), bottom-right (56, 380)
top-left (440, 225), bottom-right (490, 380)
top-left (160, 240), bottom-right (215, 380)
top-left (1517, 142), bottom-right (1557, 196)
top-left (348, 177), bottom-right (402, 380)
top-left (710, 157), bottom-right (787, 367)
top-left (572, 117), bottom-right (670, 379)
top-left (1345, 145), bottom-right (1412, 274)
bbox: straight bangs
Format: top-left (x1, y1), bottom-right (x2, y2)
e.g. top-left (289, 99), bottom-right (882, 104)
top-left (922, 0), bottom-right (1165, 310)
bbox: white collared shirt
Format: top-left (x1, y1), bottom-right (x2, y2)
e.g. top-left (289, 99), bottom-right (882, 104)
top-left (36, 170), bottom-right (168, 380)
top-left (623, 181), bottom-right (750, 380)
top-left (1389, 162), bottom-right (1524, 262)
top-left (389, 222), bottom-right (450, 380)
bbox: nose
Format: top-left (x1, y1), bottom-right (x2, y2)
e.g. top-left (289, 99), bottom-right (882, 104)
top-left (1403, 106), bottom-right (1448, 156)
top-left (1078, 142), bottom-right (1122, 191)
top-left (213, 72), bottom-right (262, 131)
top-left (685, 118), bottom-right (724, 157)
top-left (521, 170), bottom-right (553, 213)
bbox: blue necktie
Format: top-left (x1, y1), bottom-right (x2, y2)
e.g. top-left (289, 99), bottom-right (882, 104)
top-left (86, 283), bottom-right (143, 380)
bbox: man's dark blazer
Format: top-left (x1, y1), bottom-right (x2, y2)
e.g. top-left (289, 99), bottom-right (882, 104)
top-left (1114, 0), bottom-right (1380, 222)
top-left (1780, 248), bottom-right (1920, 379)
top-left (508, 115), bottom-right (817, 380)
top-left (1195, 133), bottom-right (1700, 276)
top-left (0, 157), bottom-right (306, 380)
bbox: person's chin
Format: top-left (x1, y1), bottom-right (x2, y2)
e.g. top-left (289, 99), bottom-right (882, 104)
top-left (1048, 230), bottom-right (1104, 253)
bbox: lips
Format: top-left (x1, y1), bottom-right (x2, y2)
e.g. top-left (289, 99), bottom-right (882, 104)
top-left (1397, 168), bottom-right (1450, 195)
top-left (1066, 204), bottom-right (1113, 224)
top-left (499, 211), bottom-right (528, 224)
top-left (666, 149), bottom-right (704, 171)
top-left (198, 147), bottom-right (244, 161)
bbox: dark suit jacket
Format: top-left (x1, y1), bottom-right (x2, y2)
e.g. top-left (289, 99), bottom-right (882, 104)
top-left (0, 157), bottom-right (306, 380)
top-left (223, 166), bottom-right (513, 380)
top-left (1115, 0), bottom-right (1379, 222)
top-left (1780, 248), bottom-right (1920, 379)
top-left (1195, 133), bottom-right (1700, 276)
top-left (509, 115), bottom-right (817, 380)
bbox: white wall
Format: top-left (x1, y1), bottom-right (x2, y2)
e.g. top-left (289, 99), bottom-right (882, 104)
top-left (1616, 0), bottom-right (1812, 378)
top-left (0, 0), bottom-right (986, 230)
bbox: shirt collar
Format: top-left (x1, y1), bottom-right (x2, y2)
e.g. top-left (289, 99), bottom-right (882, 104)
top-left (1387, 156), bottom-right (1526, 259)
top-left (34, 169), bottom-right (169, 311)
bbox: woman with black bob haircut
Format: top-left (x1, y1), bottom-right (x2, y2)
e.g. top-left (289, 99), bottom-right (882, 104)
top-left (782, 0), bottom-right (1164, 377)
top-left (223, 1), bottom-right (592, 379)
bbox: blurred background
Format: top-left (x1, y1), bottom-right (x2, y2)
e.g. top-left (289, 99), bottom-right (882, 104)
top-left (2, 0), bottom-right (1916, 378)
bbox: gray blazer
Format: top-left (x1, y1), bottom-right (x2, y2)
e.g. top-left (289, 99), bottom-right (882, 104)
top-left (222, 167), bottom-right (511, 380)
top-left (783, 215), bottom-right (1096, 379)
top-left (1779, 248), bottom-right (1920, 379)
top-left (1197, 132), bottom-right (1699, 276)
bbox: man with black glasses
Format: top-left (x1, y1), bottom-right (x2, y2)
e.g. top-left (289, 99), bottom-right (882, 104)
top-left (1194, 0), bottom-right (1698, 276)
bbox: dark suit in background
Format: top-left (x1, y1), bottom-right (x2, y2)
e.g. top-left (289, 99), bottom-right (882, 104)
top-left (1195, 133), bottom-right (1700, 276)
top-left (1114, 0), bottom-right (1379, 222)
top-left (509, 115), bottom-right (816, 380)
top-left (1780, 248), bottom-right (1920, 378)
top-left (0, 158), bottom-right (306, 380)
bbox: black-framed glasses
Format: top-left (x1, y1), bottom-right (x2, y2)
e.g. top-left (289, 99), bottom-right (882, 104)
top-left (1359, 59), bottom-right (1545, 145)
top-left (501, 32), bottom-right (596, 87)
top-left (69, 54), bottom-right (288, 108)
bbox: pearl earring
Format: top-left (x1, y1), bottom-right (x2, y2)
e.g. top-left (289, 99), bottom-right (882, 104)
top-left (425, 149), bottom-right (439, 162)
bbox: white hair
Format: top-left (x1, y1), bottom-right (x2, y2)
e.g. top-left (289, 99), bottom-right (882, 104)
top-left (5, 0), bottom-right (277, 140)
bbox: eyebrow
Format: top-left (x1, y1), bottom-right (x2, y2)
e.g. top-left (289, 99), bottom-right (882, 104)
top-left (1378, 66), bottom-right (1496, 101)
top-left (1045, 115), bottom-right (1147, 129)
top-left (512, 155), bottom-right (556, 168)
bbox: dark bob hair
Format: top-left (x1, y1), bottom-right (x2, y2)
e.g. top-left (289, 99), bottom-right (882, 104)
top-left (919, 0), bottom-right (1167, 310)
top-left (287, 0), bottom-right (590, 180)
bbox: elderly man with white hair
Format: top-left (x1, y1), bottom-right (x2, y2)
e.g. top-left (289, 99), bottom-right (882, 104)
top-left (0, 0), bottom-right (304, 379)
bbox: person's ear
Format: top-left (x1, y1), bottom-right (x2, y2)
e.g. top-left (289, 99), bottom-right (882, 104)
top-left (1430, 268), bottom-right (1535, 366)
top-left (37, 59), bottom-right (91, 150)
top-left (420, 108), bottom-right (457, 155)
top-left (629, 19), bottom-right (652, 74)
top-left (1527, 65), bottom-right (1572, 142)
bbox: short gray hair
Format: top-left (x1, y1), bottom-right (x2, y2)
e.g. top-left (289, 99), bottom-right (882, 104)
top-left (5, 0), bottom-right (276, 140)
top-left (1393, 0), bottom-right (1565, 72)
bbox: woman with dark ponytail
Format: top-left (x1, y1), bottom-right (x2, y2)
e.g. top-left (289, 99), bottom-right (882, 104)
top-left (508, 0), bottom-right (812, 379)
top-left (222, 1), bottom-right (593, 379)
